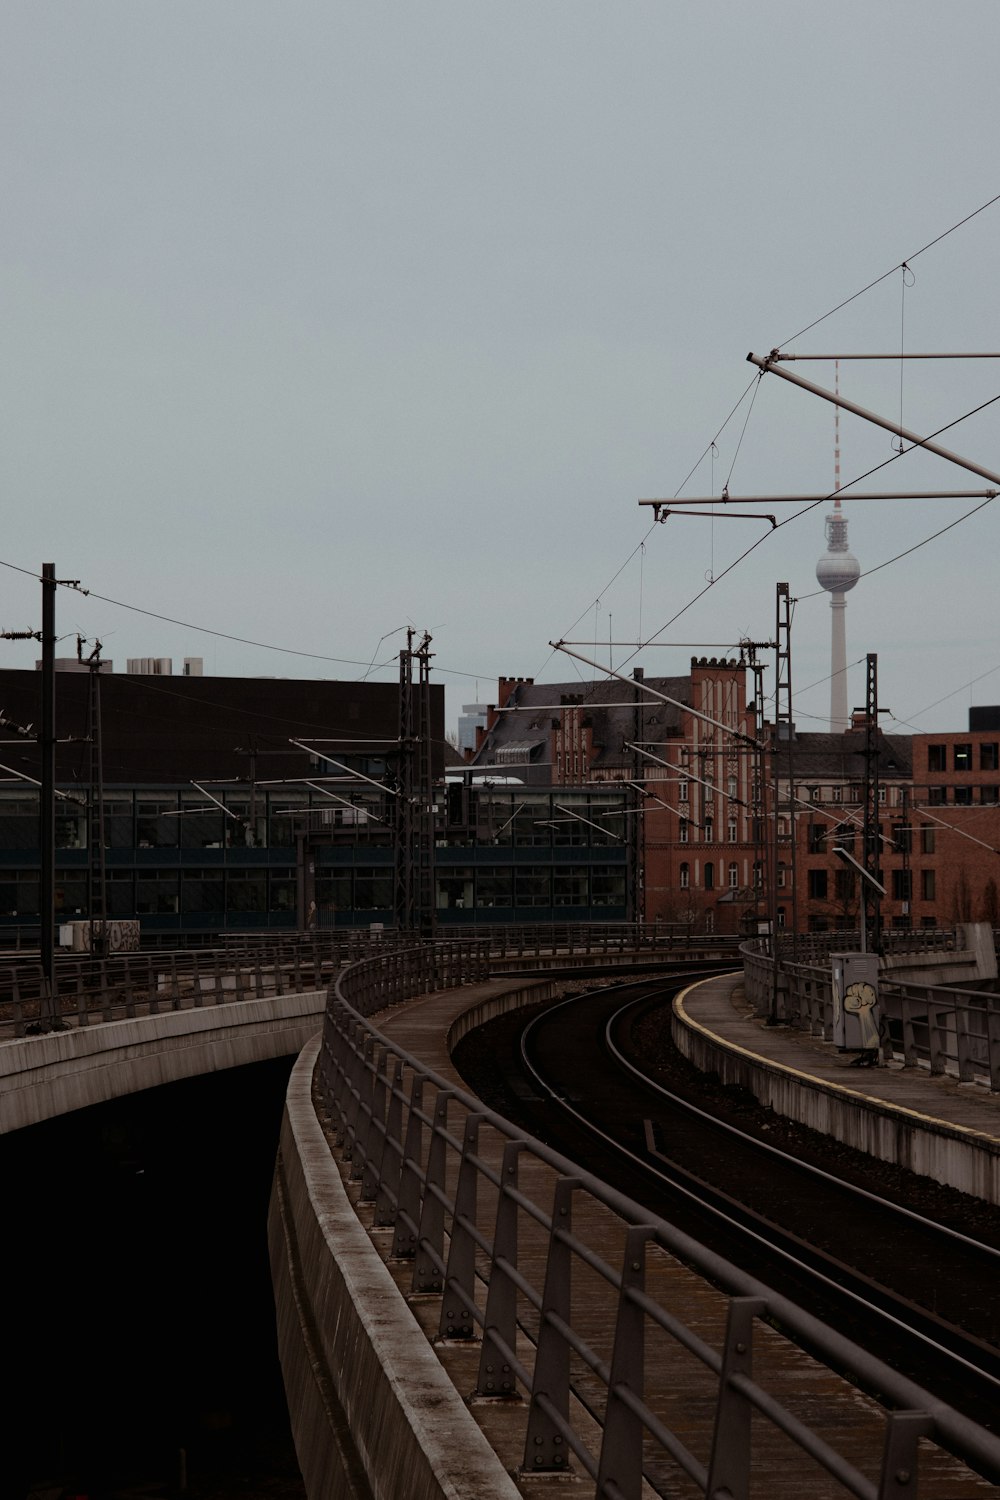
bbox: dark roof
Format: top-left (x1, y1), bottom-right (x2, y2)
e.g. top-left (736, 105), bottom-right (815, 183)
top-left (472, 676), bottom-right (692, 781)
top-left (778, 730), bottom-right (912, 780)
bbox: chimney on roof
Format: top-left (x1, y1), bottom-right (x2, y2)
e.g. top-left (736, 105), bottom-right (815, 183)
top-left (633, 667), bottom-right (644, 682)
top-left (497, 676), bottom-right (533, 711)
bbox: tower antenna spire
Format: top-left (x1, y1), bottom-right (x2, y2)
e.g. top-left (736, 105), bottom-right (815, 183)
top-left (816, 357), bottom-right (860, 731)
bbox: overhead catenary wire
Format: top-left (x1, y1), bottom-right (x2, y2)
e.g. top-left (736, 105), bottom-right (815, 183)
top-left (777, 191), bottom-right (1000, 348)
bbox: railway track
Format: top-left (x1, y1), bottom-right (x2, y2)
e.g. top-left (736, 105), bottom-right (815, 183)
top-left (456, 969), bottom-right (1000, 1432)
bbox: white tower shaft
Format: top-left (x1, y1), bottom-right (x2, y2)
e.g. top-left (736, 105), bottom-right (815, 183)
top-left (829, 591), bottom-right (849, 732)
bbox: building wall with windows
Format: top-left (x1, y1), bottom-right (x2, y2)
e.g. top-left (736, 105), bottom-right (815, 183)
top-left (0, 669), bottom-right (627, 933)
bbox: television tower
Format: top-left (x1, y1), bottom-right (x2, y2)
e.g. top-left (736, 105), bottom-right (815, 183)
top-left (815, 362), bottom-right (861, 731)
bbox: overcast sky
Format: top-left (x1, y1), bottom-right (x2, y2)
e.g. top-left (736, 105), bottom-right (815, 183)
top-left (2, 2), bottom-right (998, 739)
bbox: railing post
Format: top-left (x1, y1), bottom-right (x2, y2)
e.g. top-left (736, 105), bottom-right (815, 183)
top-left (988, 998), bottom-right (1000, 1092)
top-left (375, 1059), bottom-right (406, 1228)
top-left (706, 1296), bottom-right (767, 1500)
top-left (877, 1411), bottom-right (932, 1500)
top-left (439, 1114), bottom-right (485, 1340)
top-left (392, 1075), bottom-right (425, 1260)
top-left (928, 998), bottom-right (948, 1075)
top-left (361, 1048), bottom-right (390, 1202)
top-left (413, 1089), bottom-right (453, 1293)
top-left (476, 1141), bottom-right (524, 1398)
top-left (596, 1226), bottom-right (656, 1500)
top-left (523, 1177), bottom-right (579, 1475)
top-left (955, 1000), bottom-right (976, 1083)
top-left (348, 1035), bottom-right (375, 1179)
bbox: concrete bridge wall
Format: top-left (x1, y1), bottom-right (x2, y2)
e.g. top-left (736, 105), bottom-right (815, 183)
top-left (0, 989), bottom-right (327, 1133)
top-left (269, 1035), bottom-right (521, 1500)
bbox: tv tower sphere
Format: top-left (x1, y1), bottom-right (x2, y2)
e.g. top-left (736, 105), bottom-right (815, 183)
top-left (816, 506), bottom-right (861, 594)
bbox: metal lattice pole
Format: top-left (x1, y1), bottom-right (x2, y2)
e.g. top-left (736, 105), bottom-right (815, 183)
top-left (863, 653), bottom-right (883, 955)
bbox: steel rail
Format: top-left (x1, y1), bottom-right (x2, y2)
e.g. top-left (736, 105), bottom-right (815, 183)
top-left (518, 982), bottom-right (1000, 1403)
top-left (605, 992), bottom-right (1000, 1265)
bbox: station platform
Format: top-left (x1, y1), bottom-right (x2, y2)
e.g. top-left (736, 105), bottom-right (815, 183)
top-left (673, 972), bottom-right (1000, 1205)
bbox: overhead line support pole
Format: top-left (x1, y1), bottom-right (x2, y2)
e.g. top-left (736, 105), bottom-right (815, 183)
top-left (747, 353), bottom-right (1000, 488)
top-left (40, 563), bottom-right (57, 1026)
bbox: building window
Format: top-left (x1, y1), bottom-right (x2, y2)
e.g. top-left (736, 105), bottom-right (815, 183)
top-left (553, 868), bottom-right (588, 907)
top-left (830, 785), bottom-right (842, 803)
top-left (728, 776), bottom-right (738, 799)
top-left (954, 786), bottom-right (973, 806)
top-left (928, 744), bottom-right (946, 772)
top-left (892, 870), bottom-right (912, 901)
top-left (877, 787), bottom-right (886, 804)
top-left (954, 743), bottom-right (972, 771)
top-left (980, 742), bottom-right (999, 772)
top-left (834, 823), bottom-right (855, 854)
top-left (728, 818), bottom-right (738, 843)
top-left (703, 819), bottom-right (713, 843)
top-left (704, 862), bottom-right (714, 891)
top-left (982, 786), bottom-right (1000, 805)
top-left (679, 819), bottom-right (689, 843)
top-left (679, 862), bottom-right (690, 889)
top-left (728, 861), bottom-right (739, 889)
top-left (921, 825), bottom-right (936, 854)
top-left (892, 823), bottom-right (912, 854)
top-left (835, 868), bottom-right (855, 902)
top-left (808, 823), bottom-right (825, 853)
top-left (928, 787), bottom-right (946, 806)
top-left (776, 862), bottom-right (786, 888)
top-left (808, 869), bottom-right (828, 900)
top-left (678, 780), bottom-right (688, 802)
top-left (777, 906), bottom-right (786, 929)
top-left (921, 869), bottom-right (936, 900)
top-left (476, 868), bottom-right (513, 908)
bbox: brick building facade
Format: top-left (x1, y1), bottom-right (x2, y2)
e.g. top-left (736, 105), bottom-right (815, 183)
top-left (472, 667), bottom-right (1000, 937)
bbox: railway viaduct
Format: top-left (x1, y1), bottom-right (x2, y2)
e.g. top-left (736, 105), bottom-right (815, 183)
top-left (3, 930), bottom-right (1000, 1498)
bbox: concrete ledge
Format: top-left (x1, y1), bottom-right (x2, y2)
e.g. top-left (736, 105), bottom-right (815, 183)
top-left (269, 1035), bottom-right (521, 1500)
top-left (0, 990), bottom-right (327, 1132)
top-left (672, 978), bottom-right (1000, 1206)
top-left (445, 977), bottom-right (563, 1053)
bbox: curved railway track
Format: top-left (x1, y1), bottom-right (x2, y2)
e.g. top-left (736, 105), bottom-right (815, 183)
top-left (456, 968), bottom-right (1000, 1432)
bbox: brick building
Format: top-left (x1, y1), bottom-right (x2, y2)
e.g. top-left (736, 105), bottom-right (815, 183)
top-left (471, 660), bottom-right (761, 933)
top-left (472, 667), bottom-right (1000, 938)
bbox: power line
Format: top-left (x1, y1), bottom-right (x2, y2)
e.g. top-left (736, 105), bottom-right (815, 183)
top-left (779, 190), bottom-right (1000, 347)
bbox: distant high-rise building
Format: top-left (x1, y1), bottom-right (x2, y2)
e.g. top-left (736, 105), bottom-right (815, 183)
top-left (127, 657), bottom-right (173, 676)
top-left (457, 703), bottom-right (490, 754)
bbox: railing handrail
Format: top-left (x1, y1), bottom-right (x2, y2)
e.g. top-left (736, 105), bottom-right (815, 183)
top-left (314, 942), bottom-right (1000, 1496)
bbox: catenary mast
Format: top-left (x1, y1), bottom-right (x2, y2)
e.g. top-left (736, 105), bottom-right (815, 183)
top-left (816, 362), bottom-right (861, 731)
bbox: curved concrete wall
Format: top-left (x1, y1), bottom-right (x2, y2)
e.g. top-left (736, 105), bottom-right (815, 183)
top-left (268, 1036), bottom-right (521, 1500)
top-left (0, 990), bottom-right (327, 1133)
top-left (672, 986), bottom-right (1000, 1206)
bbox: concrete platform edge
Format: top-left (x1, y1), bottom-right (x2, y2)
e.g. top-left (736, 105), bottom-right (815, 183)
top-left (672, 975), bottom-right (1000, 1206)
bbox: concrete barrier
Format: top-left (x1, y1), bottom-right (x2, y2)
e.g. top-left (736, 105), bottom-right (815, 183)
top-left (268, 1035), bottom-right (521, 1500)
top-left (0, 989), bottom-right (327, 1133)
top-left (672, 985), bottom-right (1000, 1206)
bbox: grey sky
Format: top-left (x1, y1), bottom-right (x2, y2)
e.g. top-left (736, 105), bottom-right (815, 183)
top-left (2, 2), bottom-right (998, 737)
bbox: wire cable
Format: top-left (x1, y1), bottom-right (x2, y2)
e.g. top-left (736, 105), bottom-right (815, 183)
top-left (778, 191), bottom-right (1000, 347)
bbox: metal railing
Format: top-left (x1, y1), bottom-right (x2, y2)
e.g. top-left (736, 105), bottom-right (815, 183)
top-left (315, 943), bottom-right (1000, 1498)
top-left (0, 924), bottom-right (742, 1040)
top-left (742, 937), bottom-right (1000, 1089)
top-left (0, 932), bottom-right (409, 1037)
